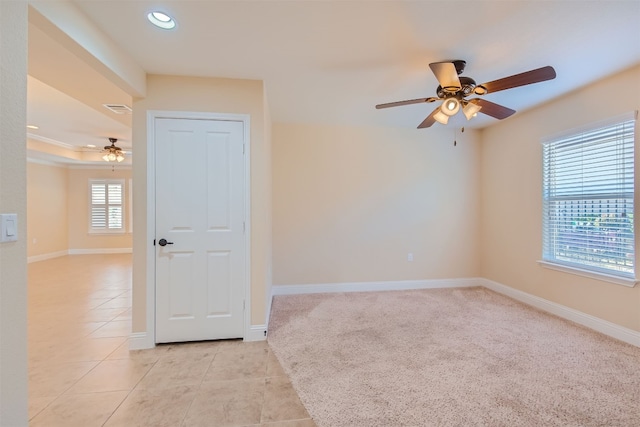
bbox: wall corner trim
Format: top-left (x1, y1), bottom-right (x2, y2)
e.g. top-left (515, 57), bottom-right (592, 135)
top-left (129, 332), bottom-right (154, 350)
top-left (480, 278), bottom-right (640, 347)
top-left (270, 277), bottom-right (640, 348)
top-left (272, 278), bottom-right (483, 296)
top-left (68, 248), bottom-right (132, 255)
top-left (245, 325), bottom-right (268, 342)
top-left (28, 250), bottom-right (69, 263)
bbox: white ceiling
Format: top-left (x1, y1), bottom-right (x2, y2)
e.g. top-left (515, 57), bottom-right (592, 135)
top-left (27, 0), bottom-right (640, 162)
top-left (27, 76), bottom-right (131, 149)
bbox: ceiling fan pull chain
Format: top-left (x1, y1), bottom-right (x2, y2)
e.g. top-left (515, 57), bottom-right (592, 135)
top-left (454, 127), bottom-right (464, 147)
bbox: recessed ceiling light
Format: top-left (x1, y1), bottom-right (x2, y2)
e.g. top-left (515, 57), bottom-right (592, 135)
top-left (86, 144), bottom-right (96, 148)
top-left (147, 11), bottom-right (176, 30)
top-left (27, 125), bottom-right (39, 129)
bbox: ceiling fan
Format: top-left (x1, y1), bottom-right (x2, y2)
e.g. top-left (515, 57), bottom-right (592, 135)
top-left (101, 137), bottom-right (126, 162)
top-left (376, 60), bottom-right (556, 128)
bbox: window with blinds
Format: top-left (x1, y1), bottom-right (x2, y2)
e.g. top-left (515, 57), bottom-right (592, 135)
top-left (542, 112), bottom-right (636, 279)
top-left (90, 179), bottom-right (125, 233)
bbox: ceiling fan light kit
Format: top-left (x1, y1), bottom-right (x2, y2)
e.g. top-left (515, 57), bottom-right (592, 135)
top-left (102, 138), bottom-right (125, 162)
top-left (462, 101), bottom-right (482, 120)
top-left (433, 110), bottom-right (450, 125)
top-left (375, 60), bottom-right (556, 128)
top-left (441, 98), bottom-right (460, 116)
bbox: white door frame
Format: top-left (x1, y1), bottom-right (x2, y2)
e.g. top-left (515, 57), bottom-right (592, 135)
top-left (144, 110), bottom-right (251, 347)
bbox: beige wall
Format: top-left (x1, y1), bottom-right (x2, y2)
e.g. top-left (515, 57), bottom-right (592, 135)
top-left (27, 161), bottom-right (69, 257)
top-left (272, 122), bottom-right (481, 285)
top-left (0, 1), bottom-right (28, 424)
top-left (67, 167), bottom-right (132, 251)
top-left (132, 75), bottom-right (272, 333)
top-left (480, 64), bottom-right (640, 332)
top-left (26, 165), bottom-right (132, 257)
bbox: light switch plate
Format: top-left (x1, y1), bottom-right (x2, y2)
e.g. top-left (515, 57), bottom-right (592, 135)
top-left (1, 214), bottom-right (18, 243)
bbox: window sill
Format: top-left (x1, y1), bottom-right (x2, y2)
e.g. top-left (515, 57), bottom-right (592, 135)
top-left (537, 260), bottom-right (637, 288)
top-left (88, 231), bottom-right (126, 235)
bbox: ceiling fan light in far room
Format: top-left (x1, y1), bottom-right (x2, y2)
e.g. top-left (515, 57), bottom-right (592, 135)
top-left (102, 152), bottom-right (125, 162)
top-left (441, 98), bottom-right (460, 117)
top-left (102, 138), bottom-right (125, 162)
top-left (463, 102), bottom-right (482, 120)
top-left (433, 110), bottom-right (450, 125)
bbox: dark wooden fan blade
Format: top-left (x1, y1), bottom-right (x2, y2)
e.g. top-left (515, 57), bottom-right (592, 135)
top-left (429, 62), bottom-right (462, 91)
top-left (470, 98), bottom-right (516, 120)
top-left (417, 107), bottom-right (440, 128)
top-left (475, 66), bottom-right (556, 94)
top-left (375, 97), bottom-right (437, 109)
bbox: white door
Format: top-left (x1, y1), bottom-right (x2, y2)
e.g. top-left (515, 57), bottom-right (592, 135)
top-left (155, 117), bottom-right (246, 343)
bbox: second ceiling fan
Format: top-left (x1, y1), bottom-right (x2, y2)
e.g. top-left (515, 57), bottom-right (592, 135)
top-left (376, 60), bottom-right (556, 128)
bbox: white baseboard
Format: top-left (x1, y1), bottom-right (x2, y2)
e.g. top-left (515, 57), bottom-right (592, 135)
top-left (129, 332), bottom-right (154, 350)
top-left (266, 291), bottom-right (274, 334)
top-left (129, 278), bottom-right (640, 350)
top-left (245, 324), bottom-right (268, 342)
top-left (68, 248), bottom-right (132, 255)
top-left (28, 250), bottom-right (68, 263)
top-left (480, 278), bottom-right (640, 347)
top-left (28, 248), bottom-right (133, 262)
top-left (271, 277), bottom-right (640, 348)
top-left (272, 278), bottom-right (482, 296)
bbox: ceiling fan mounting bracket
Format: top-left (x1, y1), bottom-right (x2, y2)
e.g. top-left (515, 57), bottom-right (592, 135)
top-left (104, 137), bottom-right (123, 151)
top-left (437, 76), bottom-right (477, 98)
top-left (451, 60), bottom-right (466, 75)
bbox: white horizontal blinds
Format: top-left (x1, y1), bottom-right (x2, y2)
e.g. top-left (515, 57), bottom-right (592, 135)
top-left (90, 179), bottom-right (124, 232)
top-left (542, 113), bottom-right (636, 278)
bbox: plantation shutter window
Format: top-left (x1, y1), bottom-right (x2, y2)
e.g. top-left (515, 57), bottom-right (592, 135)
top-left (541, 112), bottom-right (636, 282)
top-left (90, 179), bottom-right (125, 233)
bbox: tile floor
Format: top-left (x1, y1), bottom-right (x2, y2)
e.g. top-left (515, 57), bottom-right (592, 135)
top-left (28, 254), bottom-right (315, 427)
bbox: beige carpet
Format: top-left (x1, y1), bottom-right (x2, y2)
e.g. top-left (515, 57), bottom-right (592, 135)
top-left (268, 287), bottom-right (640, 427)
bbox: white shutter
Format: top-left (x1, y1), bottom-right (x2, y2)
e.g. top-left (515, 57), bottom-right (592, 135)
top-left (89, 179), bottom-right (125, 233)
top-left (90, 183), bottom-right (107, 229)
top-left (542, 112), bottom-right (636, 278)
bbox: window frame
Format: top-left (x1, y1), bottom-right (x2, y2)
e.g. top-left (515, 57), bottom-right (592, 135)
top-left (88, 178), bottom-right (126, 234)
top-left (128, 178), bottom-right (133, 233)
top-left (539, 112), bottom-right (638, 287)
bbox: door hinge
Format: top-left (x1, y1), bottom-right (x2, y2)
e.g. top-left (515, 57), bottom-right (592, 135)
top-left (153, 239), bottom-right (156, 246)
top-left (243, 221), bottom-right (246, 233)
top-left (243, 144), bottom-right (245, 155)
top-left (243, 300), bottom-right (246, 311)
